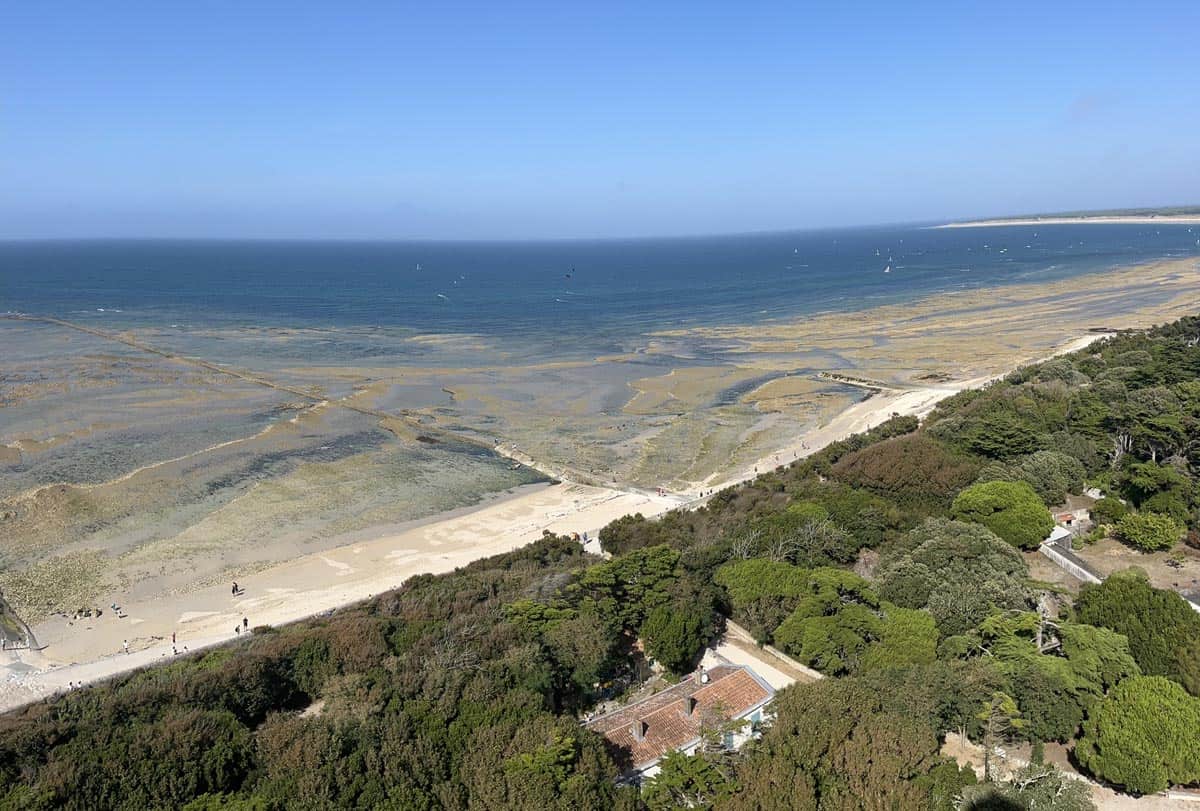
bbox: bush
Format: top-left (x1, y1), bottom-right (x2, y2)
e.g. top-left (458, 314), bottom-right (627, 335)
top-left (1076, 676), bottom-right (1200, 795)
top-left (1116, 512), bottom-right (1183, 552)
top-left (1090, 497), bottom-right (1128, 525)
top-left (951, 481), bottom-right (1054, 550)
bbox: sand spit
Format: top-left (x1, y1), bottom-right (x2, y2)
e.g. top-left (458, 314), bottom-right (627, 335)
top-left (936, 215), bottom-right (1200, 228)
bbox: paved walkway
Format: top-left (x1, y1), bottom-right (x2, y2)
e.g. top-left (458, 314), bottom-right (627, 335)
top-left (702, 621), bottom-right (821, 691)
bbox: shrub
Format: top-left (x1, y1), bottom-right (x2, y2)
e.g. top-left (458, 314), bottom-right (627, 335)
top-left (830, 433), bottom-right (979, 505)
top-left (1090, 497), bottom-right (1128, 525)
top-left (1116, 512), bottom-right (1183, 552)
top-left (1076, 676), bottom-right (1200, 795)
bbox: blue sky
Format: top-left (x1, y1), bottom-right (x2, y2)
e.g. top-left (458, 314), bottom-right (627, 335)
top-left (3, 2), bottom-right (1199, 239)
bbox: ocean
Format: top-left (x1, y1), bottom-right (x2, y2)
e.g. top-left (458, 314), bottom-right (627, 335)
top-left (4, 223), bottom-right (1199, 365)
top-left (2, 222), bottom-right (1199, 610)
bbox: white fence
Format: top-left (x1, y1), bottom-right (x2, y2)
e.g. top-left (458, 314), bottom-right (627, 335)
top-left (1038, 544), bottom-right (1102, 584)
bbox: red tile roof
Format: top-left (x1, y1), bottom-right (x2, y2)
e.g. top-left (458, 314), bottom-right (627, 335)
top-left (585, 665), bottom-right (774, 771)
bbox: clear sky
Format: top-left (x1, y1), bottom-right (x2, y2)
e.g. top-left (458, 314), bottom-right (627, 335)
top-left (3, 2), bottom-right (1199, 239)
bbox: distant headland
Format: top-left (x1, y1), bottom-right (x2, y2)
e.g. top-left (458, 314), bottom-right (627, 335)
top-left (936, 204), bottom-right (1200, 228)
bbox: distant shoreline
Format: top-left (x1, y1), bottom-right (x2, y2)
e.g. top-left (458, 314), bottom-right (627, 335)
top-left (935, 214), bottom-right (1200, 229)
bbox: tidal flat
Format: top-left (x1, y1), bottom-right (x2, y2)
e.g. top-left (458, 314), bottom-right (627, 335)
top-left (2, 257), bottom-right (1200, 622)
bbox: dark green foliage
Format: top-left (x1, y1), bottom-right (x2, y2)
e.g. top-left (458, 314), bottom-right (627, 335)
top-left (830, 433), bottom-right (979, 505)
top-left (1119, 461), bottom-right (1195, 521)
top-left (0, 536), bottom-right (632, 810)
top-left (877, 518), bottom-right (1031, 636)
top-left (714, 558), bottom-right (808, 642)
top-left (1039, 430), bottom-right (1105, 474)
top-left (573, 544), bottom-right (682, 630)
top-left (726, 675), bottom-right (965, 810)
top-left (1074, 569), bottom-right (1200, 693)
top-left (1089, 497), bottom-right (1128, 525)
top-left (599, 511), bottom-right (699, 556)
top-left (785, 479), bottom-right (908, 549)
top-left (1076, 676), bottom-right (1200, 795)
top-left (772, 569), bottom-right (936, 675)
top-left (641, 597), bottom-right (713, 675)
top-left (945, 612), bottom-right (1140, 743)
top-left (642, 750), bottom-right (737, 810)
top-left (951, 480), bottom-right (1054, 550)
top-left (1014, 450), bottom-right (1085, 505)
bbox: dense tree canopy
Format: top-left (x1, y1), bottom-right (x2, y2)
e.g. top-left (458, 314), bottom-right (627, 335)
top-left (830, 433), bottom-right (979, 505)
top-left (943, 612), bottom-right (1140, 743)
top-left (726, 676), bottom-right (973, 810)
top-left (772, 569), bottom-right (937, 676)
top-left (951, 480), bottom-right (1054, 550)
top-left (642, 751), bottom-right (736, 811)
top-left (1074, 569), bottom-right (1200, 695)
top-left (714, 558), bottom-right (809, 642)
top-left (877, 518), bottom-right (1031, 635)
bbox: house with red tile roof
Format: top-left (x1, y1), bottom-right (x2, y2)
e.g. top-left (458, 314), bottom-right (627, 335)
top-left (584, 664), bottom-right (775, 780)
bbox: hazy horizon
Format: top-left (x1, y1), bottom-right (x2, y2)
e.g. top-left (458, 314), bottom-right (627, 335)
top-left (4, 1), bottom-right (1199, 240)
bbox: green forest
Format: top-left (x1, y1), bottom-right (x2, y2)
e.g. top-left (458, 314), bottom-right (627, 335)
top-left (4, 316), bottom-right (1200, 810)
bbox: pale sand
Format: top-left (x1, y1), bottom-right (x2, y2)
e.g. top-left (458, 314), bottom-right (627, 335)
top-left (937, 215), bottom-right (1200, 228)
top-left (0, 481), bottom-right (678, 711)
top-left (0, 333), bottom-right (1105, 712)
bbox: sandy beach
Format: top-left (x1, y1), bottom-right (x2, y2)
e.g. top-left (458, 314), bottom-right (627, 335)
top-left (0, 332), bottom-right (1103, 712)
top-left (936, 214), bottom-right (1200, 228)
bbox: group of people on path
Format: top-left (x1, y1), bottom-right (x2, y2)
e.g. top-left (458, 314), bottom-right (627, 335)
top-left (116, 580), bottom-right (250, 659)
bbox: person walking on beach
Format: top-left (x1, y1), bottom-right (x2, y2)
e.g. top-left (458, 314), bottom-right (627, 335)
top-left (235, 626), bottom-right (240, 636)
top-left (242, 617), bottom-right (248, 631)
top-left (122, 639), bottom-right (129, 655)
top-left (171, 631), bottom-right (176, 645)
top-left (231, 581), bottom-right (238, 596)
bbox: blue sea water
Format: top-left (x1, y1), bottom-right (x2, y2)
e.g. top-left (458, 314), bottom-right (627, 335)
top-left (2, 223), bottom-right (1199, 362)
